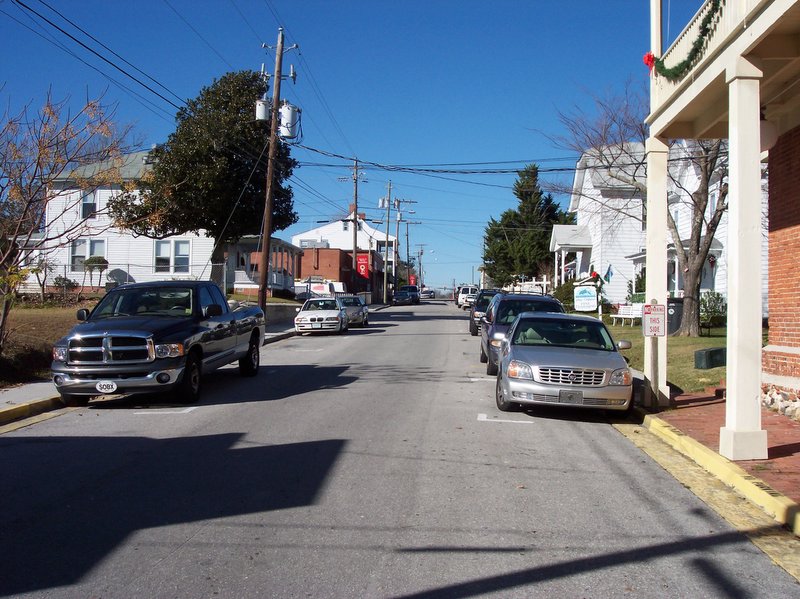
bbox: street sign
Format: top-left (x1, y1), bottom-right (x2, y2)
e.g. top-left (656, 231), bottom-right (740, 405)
top-left (643, 304), bottom-right (666, 337)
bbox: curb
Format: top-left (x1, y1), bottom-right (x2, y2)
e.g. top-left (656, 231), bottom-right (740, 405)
top-left (0, 397), bottom-right (62, 427)
top-left (639, 410), bottom-right (800, 536)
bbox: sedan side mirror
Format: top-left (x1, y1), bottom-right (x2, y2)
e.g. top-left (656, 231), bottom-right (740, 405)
top-left (617, 340), bottom-right (632, 350)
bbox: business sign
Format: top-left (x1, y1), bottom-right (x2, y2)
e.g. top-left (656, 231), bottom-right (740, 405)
top-left (573, 285), bottom-right (598, 311)
top-left (643, 304), bottom-right (666, 337)
top-left (357, 254), bottom-right (370, 278)
top-left (409, 274), bottom-right (417, 286)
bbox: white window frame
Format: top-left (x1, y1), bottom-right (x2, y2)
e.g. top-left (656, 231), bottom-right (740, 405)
top-left (81, 191), bottom-right (97, 219)
top-left (155, 239), bottom-right (190, 274)
top-left (70, 238), bottom-right (105, 272)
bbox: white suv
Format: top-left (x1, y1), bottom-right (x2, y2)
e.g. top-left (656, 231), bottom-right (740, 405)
top-left (457, 285), bottom-right (478, 309)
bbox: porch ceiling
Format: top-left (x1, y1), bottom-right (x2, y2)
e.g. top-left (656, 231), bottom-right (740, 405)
top-left (649, 2), bottom-right (800, 140)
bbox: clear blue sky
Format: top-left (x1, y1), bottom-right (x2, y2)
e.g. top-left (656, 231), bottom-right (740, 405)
top-left (1, 0), bottom-right (701, 290)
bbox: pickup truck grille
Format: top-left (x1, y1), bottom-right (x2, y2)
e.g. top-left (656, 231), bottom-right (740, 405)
top-left (68, 334), bottom-right (155, 364)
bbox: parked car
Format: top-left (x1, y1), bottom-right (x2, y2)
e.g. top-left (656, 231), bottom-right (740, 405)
top-left (480, 293), bottom-right (565, 375)
top-left (457, 285), bottom-right (478, 309)
top-left (399, 284), bottom-right (421, 304)
top-left (50, 281), bottom-right (265, 405)
top-left (495, 312), bottom-right (633, 413)
top-left (469, 288), bottom-right (501, 336)
top-left (392, 289), bottom-right (414, 305)
top-left (338, 295), bottom-right (369, 327)
top-left (420, 287), bottom-right (435, 299)
top-left (294, 297), bottom-right (349, 334)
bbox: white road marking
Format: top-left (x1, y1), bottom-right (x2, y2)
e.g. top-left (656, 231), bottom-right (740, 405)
top-left (134, 407), bottom-right (199, 415)
top-left (477, 413), bottom-right (534, 424)
top-left (469, 377), bottom-right (495, 382)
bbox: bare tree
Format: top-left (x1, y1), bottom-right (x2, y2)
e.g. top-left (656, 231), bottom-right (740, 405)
top-left (546, 85), bottom-right (729, 336)
top-left (0, 92), bottom-right (134, 355)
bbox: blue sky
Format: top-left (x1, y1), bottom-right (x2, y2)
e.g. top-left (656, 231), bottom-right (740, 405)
top-left (1, 0), bottom-right (700, 290)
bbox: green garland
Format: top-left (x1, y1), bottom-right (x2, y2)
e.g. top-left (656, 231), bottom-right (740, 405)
top-left (653, 0), bottom-right (723, 82)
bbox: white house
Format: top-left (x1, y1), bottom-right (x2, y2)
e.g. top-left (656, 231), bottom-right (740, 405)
top-left (550, 142), bottom-right (768, 311)
top-left (291, 206), bottom-right (398, 280)
top-left (19, 150), bottom-right (300, 295)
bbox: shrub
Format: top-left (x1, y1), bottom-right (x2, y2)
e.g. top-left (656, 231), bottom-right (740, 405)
top-left (700, 291), bottom-right (727, 326)
top-left (53, 275), bottom-right (78, 291)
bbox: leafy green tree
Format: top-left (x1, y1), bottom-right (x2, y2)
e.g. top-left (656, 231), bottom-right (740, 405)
top-left (483, 164), bottom-right (574, 286)
top-left (109, 70), bottom-right (298, 271)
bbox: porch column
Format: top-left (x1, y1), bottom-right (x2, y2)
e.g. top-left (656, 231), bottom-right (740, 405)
top-left (644, 136), bottom-right (670, 407)
top-left (560, 249), bottom-right (566, 285)
top-left (554, 250), bottom-right (558, 288)
top-left (720, 57), bottom-right (767, 460)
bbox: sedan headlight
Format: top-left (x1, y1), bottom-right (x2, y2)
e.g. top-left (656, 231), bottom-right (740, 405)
top-left (609, 368), bottom-right (632, 386)
top-left (507, 360), bottom-right (533, 380)
top-left (324, 316), bottom-right (340, 322)
top-left (295, 316), bottom-right (307, 323)
top-left (52, 346), bottom-right (68, 362)
top-left (154, 343), bottom-right (184, 359)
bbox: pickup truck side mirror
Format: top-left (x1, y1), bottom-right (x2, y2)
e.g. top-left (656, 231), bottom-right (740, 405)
top-left (76, 308), bottom-right (90, 321)
top-left (203, 304), bottom-right (223, 318)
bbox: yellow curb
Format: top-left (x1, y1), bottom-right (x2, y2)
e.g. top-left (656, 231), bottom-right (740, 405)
top-left (642, 413), bottom-right (800, 536)
top-left (0, 398), bottom-right (62, 426)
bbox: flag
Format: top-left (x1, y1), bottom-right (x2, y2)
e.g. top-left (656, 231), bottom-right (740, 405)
top-left (604, 265), bottom-right (613, 283)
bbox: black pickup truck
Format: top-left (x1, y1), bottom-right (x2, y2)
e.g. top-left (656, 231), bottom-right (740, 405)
top-left (51, 281), bottom-right (265, 405)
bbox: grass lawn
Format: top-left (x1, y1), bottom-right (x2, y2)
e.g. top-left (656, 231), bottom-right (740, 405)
top-left (607, 323), bottom-right (728, 395)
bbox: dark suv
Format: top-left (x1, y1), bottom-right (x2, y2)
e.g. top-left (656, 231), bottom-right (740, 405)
top-left (469, 288), bottom-right (501, 336)
top-left (479, 293), bottom-right (565, 375)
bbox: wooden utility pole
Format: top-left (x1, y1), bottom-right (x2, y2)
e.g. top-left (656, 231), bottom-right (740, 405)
top-left (257, 28), bottom-right (285, 312)
top-left (351, 159), bottom-right (359, 293)
top-left (383, 181), bottom-right (392, 304)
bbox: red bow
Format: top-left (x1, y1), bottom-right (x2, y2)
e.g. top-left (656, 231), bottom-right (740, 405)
top-left (643, 52), bottom-right (655, 74)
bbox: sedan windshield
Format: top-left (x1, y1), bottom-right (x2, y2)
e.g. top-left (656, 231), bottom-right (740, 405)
top-left (303, 300), bottom-right (338, 311)
top-left (512, 318), bottom-right (615, 351)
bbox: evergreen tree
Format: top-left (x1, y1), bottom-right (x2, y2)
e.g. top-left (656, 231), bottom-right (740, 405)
top-left (483, 164), bottom-right (573, 286)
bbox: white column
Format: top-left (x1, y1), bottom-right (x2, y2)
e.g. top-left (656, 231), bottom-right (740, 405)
top-left (720, 57), bottom-right (768, 460)
top-left (560, 249), bottom-right (566, 285)
top-left (554, 250), bottom-right (558, 288)
top-left (644, 136), bottom-right (670, 407)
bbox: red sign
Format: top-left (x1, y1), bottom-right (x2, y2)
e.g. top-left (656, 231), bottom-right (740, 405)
top-left (357, 254), bottom-right (370, 278)
top-left (409, 274), bottom-right (417, 286)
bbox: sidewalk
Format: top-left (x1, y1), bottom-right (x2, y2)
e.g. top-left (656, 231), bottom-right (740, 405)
top-left (637, 388), bottom-right (800, 536)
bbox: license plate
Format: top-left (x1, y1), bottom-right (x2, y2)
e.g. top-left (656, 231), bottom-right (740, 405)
top-left (96, 380), bottom-right (118, 394)
top-left (559, 389), bottom-right (583, 404)
top-left (312, 323), bottom-right (322, 329)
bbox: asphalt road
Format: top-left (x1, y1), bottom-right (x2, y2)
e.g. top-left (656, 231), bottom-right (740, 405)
top-left (1, 301), bottom-right (797, 598)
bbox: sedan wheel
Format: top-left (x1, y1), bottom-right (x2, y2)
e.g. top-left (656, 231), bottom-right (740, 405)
top-left (495, 375), bottom-right (517, 412)
top-left (479, 343), bottom-right (488, 363)
top-left (486, 357), bottom-right (498, 376)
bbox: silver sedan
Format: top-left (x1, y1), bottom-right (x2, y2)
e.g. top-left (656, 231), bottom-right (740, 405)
top-left (495, 312), bottom-right (633, 413)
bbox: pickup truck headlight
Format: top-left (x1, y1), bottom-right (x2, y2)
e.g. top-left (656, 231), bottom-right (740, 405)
top-left (52, 347), bottom-right (68, 362)
top-left (154, 343), bottom-right (184, 359)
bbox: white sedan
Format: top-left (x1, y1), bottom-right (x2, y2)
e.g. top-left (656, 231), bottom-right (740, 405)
top-left (294, 298), bottom-right (349, 334)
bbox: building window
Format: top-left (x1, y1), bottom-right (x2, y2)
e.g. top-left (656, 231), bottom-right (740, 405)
top-left (81, 192), bottom-right (97, 219)
top-left (71, 238), bottom-right (105, 271)
top-left (155, 240), bottom-right (190, 273)
top-left (342, 221), bottom-right (349, 231)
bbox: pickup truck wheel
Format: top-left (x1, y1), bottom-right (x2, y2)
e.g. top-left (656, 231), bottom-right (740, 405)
top-left (60, 393), bottom-right (89, 407)
top-left (239, 332), bottom-right (260, 376)
top-left (177, 353), bottom-right (202, 403)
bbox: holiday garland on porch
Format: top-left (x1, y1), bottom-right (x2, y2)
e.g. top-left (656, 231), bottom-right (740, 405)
top-left (644, 0), bottom-right (723, 81)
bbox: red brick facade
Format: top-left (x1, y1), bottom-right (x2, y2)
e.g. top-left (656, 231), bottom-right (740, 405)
top-left (763, 125), bottom-right (800, 390)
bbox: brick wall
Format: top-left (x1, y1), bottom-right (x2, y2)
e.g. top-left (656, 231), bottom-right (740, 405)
top-left (764, 125), bottom-right (800, 385)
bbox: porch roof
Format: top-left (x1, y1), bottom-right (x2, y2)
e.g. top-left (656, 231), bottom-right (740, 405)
top-left (625, 237), bottom-right (723, 261)
top-left (549, 224), bottom-right (592, 252)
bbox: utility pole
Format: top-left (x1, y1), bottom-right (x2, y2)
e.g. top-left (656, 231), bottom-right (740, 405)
top-left (382, 181), bottom-right (392, 304)
top-left (351, 159), bottom-right (360, 294)
top-left (256, 28), bottom-right (297, 311)
top-left (393, 198), bottom-right (417, 288)
top-left (405, 220), bottom-right (421, 285)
